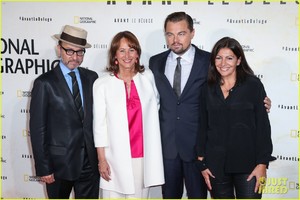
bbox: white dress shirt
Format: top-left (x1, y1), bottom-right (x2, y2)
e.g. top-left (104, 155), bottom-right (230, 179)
top-left (164, 45), bottom-right (195, 93)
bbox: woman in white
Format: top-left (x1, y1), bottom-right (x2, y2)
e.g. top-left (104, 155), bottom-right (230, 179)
top-left (93, 31), bottom-right (164, 198)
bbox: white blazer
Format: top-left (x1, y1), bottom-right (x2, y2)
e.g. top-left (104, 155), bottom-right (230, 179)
top-left (93, 69), bottom-right (164, 194)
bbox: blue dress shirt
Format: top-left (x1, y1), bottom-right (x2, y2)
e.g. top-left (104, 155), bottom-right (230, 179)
top-left (59, 61), bottom-right (84, 109)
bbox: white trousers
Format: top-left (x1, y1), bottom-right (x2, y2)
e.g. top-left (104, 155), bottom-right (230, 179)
top-left (101, 158), bottom-right (150, 199)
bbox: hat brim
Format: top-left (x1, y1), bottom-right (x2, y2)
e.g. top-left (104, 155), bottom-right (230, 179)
top-left (53, 34), bottom-right (92, 48)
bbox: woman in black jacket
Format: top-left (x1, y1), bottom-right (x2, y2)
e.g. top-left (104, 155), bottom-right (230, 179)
top-left (196, 37), bottom-right (276, 199)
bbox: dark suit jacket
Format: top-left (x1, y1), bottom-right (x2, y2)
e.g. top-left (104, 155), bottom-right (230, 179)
top-left (149, 45), bottom-right (210, 162)
top-left (29, 64), bottom-right (99, 181)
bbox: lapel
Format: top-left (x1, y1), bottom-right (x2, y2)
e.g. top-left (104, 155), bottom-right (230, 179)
top-left (156, 50), bottom-right (174, 92)
top-left (78, 67), bottom-right (88, 112)
top-left (180, 46), bottom-right (203, 98)
top-left (157, 47), bottom-right (202, 99)
top-left (155, 47), bottom-right (207, 100)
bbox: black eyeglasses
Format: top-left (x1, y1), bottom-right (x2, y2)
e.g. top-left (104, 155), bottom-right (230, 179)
top-left (60, 45), bottom-right (86, 56)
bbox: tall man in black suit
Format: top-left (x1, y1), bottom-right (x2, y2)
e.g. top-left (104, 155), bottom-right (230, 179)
top-left (149, 12), bottom-right (272, 199)
top-left (30, 25), bottom-right (99, 198)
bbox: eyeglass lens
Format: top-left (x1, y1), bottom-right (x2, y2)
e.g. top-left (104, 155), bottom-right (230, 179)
top-left (61, 45), bottom-right (85, 56)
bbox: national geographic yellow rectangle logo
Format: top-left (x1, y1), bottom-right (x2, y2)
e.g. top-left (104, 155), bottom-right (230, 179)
top-left (74, 16), bottom-right (80, 24)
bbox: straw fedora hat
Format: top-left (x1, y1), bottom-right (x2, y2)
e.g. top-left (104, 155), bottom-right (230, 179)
top-left (53, 25), bottom-right (91, 48)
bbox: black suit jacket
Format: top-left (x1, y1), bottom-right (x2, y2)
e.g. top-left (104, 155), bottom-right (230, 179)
top-left (149, 45), bottom-right (210, 162)
top-left (29, 64), bottom-right (99, 181)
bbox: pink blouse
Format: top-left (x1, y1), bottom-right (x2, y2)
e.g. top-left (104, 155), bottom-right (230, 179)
top-left (125, 80), bottom-right (144, 158)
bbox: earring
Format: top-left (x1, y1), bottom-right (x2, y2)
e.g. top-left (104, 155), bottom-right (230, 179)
top-left (115, 60), bottom-right (118, 65)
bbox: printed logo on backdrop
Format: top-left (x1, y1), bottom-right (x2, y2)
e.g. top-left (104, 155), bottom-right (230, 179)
top-left (19, 16), bottom-right (52, 23)
top-left (1, 38), bottom-right (60, 75)
top-left (276, 70), bottom-right (298, 110)
top-left (21, 109), bottom-right (30, 114)
top-left (93, 43), bottom-right (108, 49)
top-left (277, 104), bottom-right (298, 110)
top-left (290, 73), bottom-right (299, 82)
top-left (290, 130), bottom-right (299, 138)
top-left (276, 155), bottom-right (299, 162)
top-left (227, 18), bottom-right (267, 24)
top-left (106, 0), bottom-right (299, 5)
top-left (113, 17), bottom-right (153, 24)
top-left (242, 44), bottom-right (255, 52)
top-left (106, 0), bottom-right (157, 5)
top-left (282, 46), bottom-right (299, 51)
top-left (74, 16), bottom-right (96, 24)
top-left (255, 74), bottom-right (264, 79)
top-left (22, 154), bottom-right (33, 159)
top-left (1, 175), bottom-right (8, 181)
top-left (17, 90), bottom-right (31, 98)
top-left (24, 174), bottom-right (42, 182)
top-left (1, 157), bottom-right (7, 164)
top-left (95, 15), bottom-right (154, 49)
top-left (283, 42), bottom-right (299, 85)
top-left (243, 44), bottom-right (265, 81)
top-left (207, 1), bottom-right (299, 5)
top-left (23, 129), bottom-right (30, 137)
top-left (242, 42), bottom-right (261, 80)
top-left (193, 18), bottom-right (201, 25)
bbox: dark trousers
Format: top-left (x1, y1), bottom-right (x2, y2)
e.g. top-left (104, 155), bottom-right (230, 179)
top-left (46, 154), bottom-right (100, 199)
top-left (210, 173), bottom-right (262, 199)
top-left (162, 155), bottom-right (207, 199)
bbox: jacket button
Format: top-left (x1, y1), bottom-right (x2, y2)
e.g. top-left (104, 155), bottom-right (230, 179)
top-left (177, 117), bottom-right (180, 120)
top-left (177, 102), bottom-right (180, 105)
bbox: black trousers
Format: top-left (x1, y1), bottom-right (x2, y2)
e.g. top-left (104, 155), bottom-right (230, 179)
top-left (162, 155), bottom-right (207, 199)
top-left (46, 153), bottom-right (99, 199)
top-left (210, 173), bottom-right (262, 199)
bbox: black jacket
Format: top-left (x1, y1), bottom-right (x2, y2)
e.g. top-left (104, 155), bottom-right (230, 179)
top-left (30, 64), bottom-right (99, 180)
top-left (196, 76), bottom-right (276, 178)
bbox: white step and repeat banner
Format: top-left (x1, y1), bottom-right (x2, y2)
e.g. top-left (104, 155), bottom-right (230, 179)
top-left (1, 0), bottom-right (299, 199)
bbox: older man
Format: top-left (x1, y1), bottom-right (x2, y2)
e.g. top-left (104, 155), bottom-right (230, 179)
top-left (30, 25), bottom-right (99, 198)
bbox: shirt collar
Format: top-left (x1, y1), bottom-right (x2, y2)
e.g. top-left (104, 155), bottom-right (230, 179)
top-left (169, 45), bottom-right (195, 64)
top-left (59, 60), bottom-right (79, 76)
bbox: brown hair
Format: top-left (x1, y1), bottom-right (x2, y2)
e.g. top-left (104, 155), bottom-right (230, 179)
top-left (164, 12), bottom-right (194, 32)
top-left (107, 31), bottom-right (145, 74)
